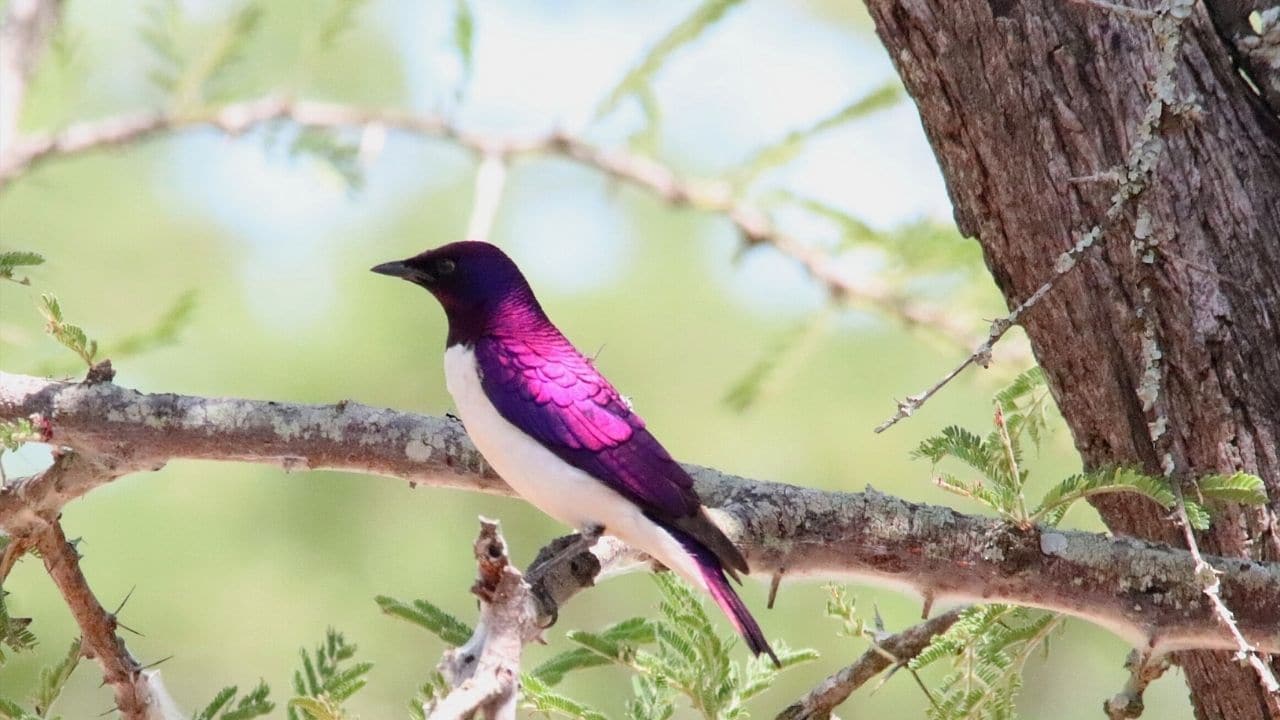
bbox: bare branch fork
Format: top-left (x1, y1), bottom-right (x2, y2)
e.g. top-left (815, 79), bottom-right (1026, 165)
top-left (427, 520), bottom-right (639, 720)
top-left (3, 371), bottom-right (1279, 661)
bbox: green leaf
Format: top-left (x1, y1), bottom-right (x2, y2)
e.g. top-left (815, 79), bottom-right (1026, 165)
top-left (197, 3), bottom-right (265, 100)
top-left (194, 686), bottom-right (237, 720)
top-left (288, 629), bottom-right (370, 720)
top-left (533, 618), bottom-right (654, 685)
top-left (141, 0), bottom-right (184, 92)
top-left (594, 0), bottom-right (746, 121)
top-left (1032, 467), bottom-right (1175, 526)
top-left (1197, 472), bottom-right (1269, 506)
top-left (734, 80), bottom-right (902, 185)
top-left (105, 291), bottom-right (197, 360)
top-left (626, 675), bottom-right (674, 720)
top-left (0, 418), bottom-right (40, 453)
top-left (216, 681), bottom-right (273, 720)
top-left (33, 639), bottom-right (81, 718)
top-left (520, 674), bottom-right (608, 720)
top-left (451, 0), bottom-right (475, 102)
top-left (317, 0), bottom-right (370, 48)
top-left (0, 589), bottom-right (37, 663)
top-left (724, 311), bottom-right (830, 412)
top-left (0, 696), bottom-right (37, 720)
top-left (909, 605), bottom-right (1062, 720)
top-left (288, 697), bottom-right (340, 720)
top-left (375, 595), bottom-right (472, 646)
top-left (1183, 499), bottom-right (1211, 531)
top-left (289, 129), bottom-right (364, 191)
top-left (38, 294), bottom-right (97, 367)
top-left (0, 251), bottom-right (44, 285)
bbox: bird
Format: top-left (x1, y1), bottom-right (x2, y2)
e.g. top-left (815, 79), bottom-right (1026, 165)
top-left (372, 240), bottom-right (777, 664)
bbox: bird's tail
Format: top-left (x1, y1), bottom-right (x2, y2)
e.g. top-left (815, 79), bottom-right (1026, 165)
top-left (662, 522), bottom-right (779, 667)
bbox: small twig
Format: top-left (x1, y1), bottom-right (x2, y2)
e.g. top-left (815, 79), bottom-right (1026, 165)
top-left (776, 608), bottom-right (966, 720)
top-left (1104, 649), bottom-right (1172, 719)
top-left (1172, 484), bottom-right (1280, 693)
top-left (33, 510), bottom-right (149, 719)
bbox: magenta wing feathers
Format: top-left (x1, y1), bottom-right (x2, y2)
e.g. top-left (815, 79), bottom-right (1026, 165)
top-left (474, 332), bottom-right (700, 520)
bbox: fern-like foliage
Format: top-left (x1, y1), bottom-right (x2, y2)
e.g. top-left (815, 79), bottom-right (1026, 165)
top-left (550, 574), bottom-right (816, 720)
top-left (317, 0), bottom-right (371, 48)
top-left (0, 251), bottom-right (44, 285)
top-left (383, 574), bottom-right (813, 720)
top-left (374, 595), bottom-right (472, 646)
top-left (141, 0), bottom-right (264, 104)
top-left (0, 588), bottom-right (37, 663)
top-left (288, 129), bottom-right (364, 191)
top-left (532, 617), bottom-right (655, 686)
top-left (0, 639), bottom-right (80, 719)
top-left (0, 419), bottom-right (40, 453)
top-left (1196, 472), bottom-right (1270, 506)
top-left (38, 294), bottom-right (97, 368)
top-left (913, 367), bottom-right (1265, 530)
top-left (193, 681), bottom-right (273, 720)
top-left (909, 605), bottom-right (1062, 720)
top-left (287, 629), bottom-right (372, 720)
top-left (594, 0), bottom-right (745, 124)
top-left (450, 0), bottom-right (475, 103)
top-left (992, 367), bottom-right (1051, 450)
top-left (521, 674), bottom-right (608, 720)
top-left (406, 674), bottom-right (451, 720)
top-left (733, 79), bottom-right (902, 186)
top-left (36, 291), bottom-right (198, 376)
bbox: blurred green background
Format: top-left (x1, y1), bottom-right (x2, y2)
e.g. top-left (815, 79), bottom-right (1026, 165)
top-left (0, 0), bottom-right (1193, 717)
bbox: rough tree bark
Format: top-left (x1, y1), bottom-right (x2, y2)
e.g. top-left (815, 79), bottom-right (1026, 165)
top-left (864, 0), bottom-right (1280, 718)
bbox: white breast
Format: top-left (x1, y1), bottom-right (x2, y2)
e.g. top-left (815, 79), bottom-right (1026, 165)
top-left (442, 345), bottom-right (702, 586)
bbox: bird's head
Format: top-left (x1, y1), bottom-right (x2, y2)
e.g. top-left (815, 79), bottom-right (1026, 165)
top-left (372, 241), bottom-right (544, 343)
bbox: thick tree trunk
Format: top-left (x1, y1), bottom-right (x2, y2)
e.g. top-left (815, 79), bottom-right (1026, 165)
top-left (864, 1), bottom-right (1280, 718)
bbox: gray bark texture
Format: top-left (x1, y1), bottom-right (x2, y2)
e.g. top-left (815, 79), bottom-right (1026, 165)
top-left (862, 0), bottom-right (1280, 717)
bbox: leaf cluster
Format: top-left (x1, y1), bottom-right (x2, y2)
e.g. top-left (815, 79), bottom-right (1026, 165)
top-left (913, 367), bottom-right (1268, 529)
top-left (0, 252), bottom-right (44, 286)
top-left (37, 295), bottom-right (97, 368)
top-left (287, 629), bottom-right (373, 720)
top-left (194, 681), bottom-right (273, 720)
top-left (909, 606), bottom-right (1062, 720)
top-left (381, 574), bottom-right (813, 720)
top-left (0, 639), bottom-right (81, 720)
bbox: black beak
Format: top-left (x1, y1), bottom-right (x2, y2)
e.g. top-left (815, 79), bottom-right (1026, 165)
top-left (371, 260), bottom-right (432, 283)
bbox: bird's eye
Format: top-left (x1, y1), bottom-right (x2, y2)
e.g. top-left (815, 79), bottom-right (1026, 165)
top-left (436, 258), bottom-right (457, 276)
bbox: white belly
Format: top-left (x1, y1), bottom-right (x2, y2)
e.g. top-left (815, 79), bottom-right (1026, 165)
top-left (443, 345), bottom-right (702, 586)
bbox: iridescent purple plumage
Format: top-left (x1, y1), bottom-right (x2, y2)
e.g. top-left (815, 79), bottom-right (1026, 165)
top-left (474, 332), bottom-right (699, 520)
top-left (372, 240), bottom-right (776, 664)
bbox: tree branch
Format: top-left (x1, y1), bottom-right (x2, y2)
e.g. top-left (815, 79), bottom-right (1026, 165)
top-left (3, 371), bottom-right (1279, 658)
top-left (31, 486), bottom-right (149, 720)
top-left (429, 519), bottom-right (533, 720)
top-left (776, 607), bottom-right (966, 720)
top-left (428, 523), bottom-right (640, 719)
top-left (0, 0), bottom-right (62, 158)
top-left (0, 96), bottom-right (973, 348)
